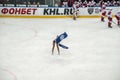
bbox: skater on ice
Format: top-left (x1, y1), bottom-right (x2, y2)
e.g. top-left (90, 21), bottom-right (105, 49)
top-left (107, 9), bottom-right (112, 28)
top-left (101, 2), bottom-right (106, 22)
top-left (115, 12), bottom-right (120, 26)
top-left (52, 32), bottom-right (68, 55)
top-left (73, 1), bottom-right (79, 20)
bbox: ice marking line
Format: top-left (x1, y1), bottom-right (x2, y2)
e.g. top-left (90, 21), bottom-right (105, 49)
top-left (0, 67), bottom-right (17, 80)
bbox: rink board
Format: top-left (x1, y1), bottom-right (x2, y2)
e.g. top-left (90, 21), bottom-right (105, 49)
top-left (0, 7), bottom-right (119, 18)
top-left (0, 15), bottom-right (102, 18)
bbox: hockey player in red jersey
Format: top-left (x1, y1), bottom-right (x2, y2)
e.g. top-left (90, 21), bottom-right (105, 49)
top-left (107, 9), bottom-right (112, 28)
top-left (73, 1), bottom-right (79, 20)
top-left (115, 12), bottom-right (120, 26)
top-left (101, 3), bottom-right (106, 22)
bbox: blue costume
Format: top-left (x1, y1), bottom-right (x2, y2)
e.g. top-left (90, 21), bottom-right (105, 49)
top-left (55, 32), bottom-right (68, 43)
top-left (54, 32), bottom-right (69, 49)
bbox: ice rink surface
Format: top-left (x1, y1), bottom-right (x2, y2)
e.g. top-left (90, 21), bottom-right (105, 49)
top-left (0, 18), bottom-right (120, 80)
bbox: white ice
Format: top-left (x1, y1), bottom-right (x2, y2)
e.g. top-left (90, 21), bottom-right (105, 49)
top-left (0, 18), bottom-right (120, 80)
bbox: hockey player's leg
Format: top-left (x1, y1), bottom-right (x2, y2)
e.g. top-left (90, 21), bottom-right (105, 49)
top-left (108, 21), bottom-right (112, 28)
top-left (101, 12), bottom-right (106, 22)
top-left (101, 16), bottom-right (105, 22)
top-left (115, 16), bottom-right (120, 26)
top-left (118, 20), bottom-right (120, 26)
top-left (73, 11), bottom-right (77, 20)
